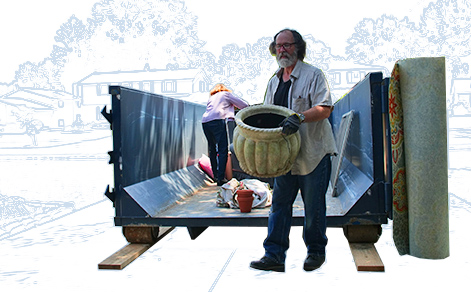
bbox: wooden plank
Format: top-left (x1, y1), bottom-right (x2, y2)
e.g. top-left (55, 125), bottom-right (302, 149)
top-left (349, 243), bottom-right (385, 272)
top-left (98, 226), bottom-right (174, 270)
top-left (98, 243), bottom-right (152, 270)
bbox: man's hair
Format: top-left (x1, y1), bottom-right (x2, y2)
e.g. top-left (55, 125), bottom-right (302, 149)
top-left (210, 83), bottom-right (232, 96)
top-left (269, 29), bottom-right (306, 61)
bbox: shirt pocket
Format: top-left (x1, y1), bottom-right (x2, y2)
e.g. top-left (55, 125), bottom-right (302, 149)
top-left (292, 94), bottom-right (311, 112)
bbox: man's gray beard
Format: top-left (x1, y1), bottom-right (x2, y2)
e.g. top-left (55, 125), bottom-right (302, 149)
top-left (277, 51), bottom-right (297, 68)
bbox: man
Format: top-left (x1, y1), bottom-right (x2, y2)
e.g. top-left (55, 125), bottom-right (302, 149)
top-left (250, 29), bottom-right (337, 272)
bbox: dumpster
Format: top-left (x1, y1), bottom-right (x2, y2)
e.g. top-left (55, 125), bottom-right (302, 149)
top-left (101, 71), bottom-right (392, 244)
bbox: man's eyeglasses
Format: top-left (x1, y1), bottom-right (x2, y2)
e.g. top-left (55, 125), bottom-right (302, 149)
top-left (275, 43), bottom-right (296, 50)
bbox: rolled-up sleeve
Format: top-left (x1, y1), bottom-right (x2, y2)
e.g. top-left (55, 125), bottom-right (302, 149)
top-left (310, 71), bottom-right (332, 107)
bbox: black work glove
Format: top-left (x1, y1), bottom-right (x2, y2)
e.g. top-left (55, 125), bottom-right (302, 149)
top-left (279, 113), bottom-right (303, 135)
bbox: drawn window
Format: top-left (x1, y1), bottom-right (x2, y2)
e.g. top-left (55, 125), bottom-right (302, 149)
top-left (346, 71), bottom-right (364, 84)
top-left (458, 93), bottom-right (471, 103)
top-left (199, 81), bottom-right (206, 92)
top-left (328, 72), bottom-right (341, 85)
top-left (97, 84), bottom-right (108, 95)
top-left (162, 80), bottom-right (177, 93)
top-left (143, 82), bottom-right (151, 92)
top-left (96, 106), bottom-right (104, 120)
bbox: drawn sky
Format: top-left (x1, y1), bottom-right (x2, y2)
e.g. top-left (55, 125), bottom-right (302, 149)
top-left (0, 0), bottom-right (431, 82)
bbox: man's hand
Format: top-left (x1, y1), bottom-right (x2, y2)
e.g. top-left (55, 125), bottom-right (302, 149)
top-left (279, 113), bottom-right (304, 135)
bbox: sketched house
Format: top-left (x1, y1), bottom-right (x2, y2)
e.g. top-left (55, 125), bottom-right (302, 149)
top-left (449, 78), bottom-right (471, 116)
top-left (325, 61), bottom-right (390, 102)
top-left (0, 88), bottom-right (77, 133)
top-left (72, 68), bottom-right (210, 123)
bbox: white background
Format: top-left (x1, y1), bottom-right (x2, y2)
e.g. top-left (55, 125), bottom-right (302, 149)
top-left (0, 0), bottom-right (430, 81)
top-left (0, 1), bottom-right (470, 291)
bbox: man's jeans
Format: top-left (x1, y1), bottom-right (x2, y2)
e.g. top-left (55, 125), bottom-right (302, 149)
top-left (263, 155), bottom-right (331, 263)
top-left (202, 119), bottom-right (228, 182)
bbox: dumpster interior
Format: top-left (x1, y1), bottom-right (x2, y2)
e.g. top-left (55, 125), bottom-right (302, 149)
top-left (103, 72), bottom-right (392, 229)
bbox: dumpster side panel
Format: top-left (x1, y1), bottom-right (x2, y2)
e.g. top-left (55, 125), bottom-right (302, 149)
top-left (330, 72), bottom-right (392, 225)
top-left (120, 89), bottom-right (206, 187)
top-left (110, 86), bottom-right (207, 223)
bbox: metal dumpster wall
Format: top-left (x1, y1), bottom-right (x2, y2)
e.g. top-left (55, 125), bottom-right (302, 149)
top-left (329, 72), bottom-right (392, 225)
top-left (107, 86), bottom-right (207, 220)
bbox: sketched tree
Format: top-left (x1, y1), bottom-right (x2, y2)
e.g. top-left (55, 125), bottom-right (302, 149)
top-left (345, 14), bottom-right (425, 67)
top-left (54, 0), bottom-right (210, 89)
top-left (244, 36), bottom-right (339, 103)
top-left (52, 15), bottom-right (90, 60)
top-left (304, 35), bottom-right (337, 71)
top-left (15, 60), bottom-right (63, 90)
top-left (245, 37), bottom-right (278, 102)
top-left (345, 0), bottom-right (471, 77)
top-left (212, 37), bottom-right (277, 103)
top-left (420, 0), bottom-right (471, 77)
top-left (214, 35), bottom-right (340, 103)
top-left (14, 15), bottom-right (88, 90)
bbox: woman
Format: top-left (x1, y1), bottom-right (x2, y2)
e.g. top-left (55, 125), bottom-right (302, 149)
top-left (202, 84), bottom-right (249, 186)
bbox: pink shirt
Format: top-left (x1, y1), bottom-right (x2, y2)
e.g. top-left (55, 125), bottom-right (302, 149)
top-left (201, 91), bottom-right (249, 123)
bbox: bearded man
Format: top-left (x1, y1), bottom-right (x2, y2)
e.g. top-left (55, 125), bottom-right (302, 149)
top-left (249, 29), bottom-right (337, 272)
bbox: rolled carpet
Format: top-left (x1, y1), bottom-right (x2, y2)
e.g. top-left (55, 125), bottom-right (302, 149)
top-left (389, 57), bottom-right (449, 259)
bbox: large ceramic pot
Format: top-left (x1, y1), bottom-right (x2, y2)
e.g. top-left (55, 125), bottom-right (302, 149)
top-left (233, 104), bottom-right (301, 178)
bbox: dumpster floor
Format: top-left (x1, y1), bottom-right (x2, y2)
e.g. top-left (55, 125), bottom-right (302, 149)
top-left (154, 184), bottom-right (343, 219)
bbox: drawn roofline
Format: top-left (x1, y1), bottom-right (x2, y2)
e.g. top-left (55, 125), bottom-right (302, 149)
top-left (75, 68), bottom-right (208, 84)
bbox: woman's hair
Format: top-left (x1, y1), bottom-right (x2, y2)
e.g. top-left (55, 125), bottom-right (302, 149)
top-left (210, 83), bottom-right (232, 95)
top-left (268, 28), bottom-right (306, 61)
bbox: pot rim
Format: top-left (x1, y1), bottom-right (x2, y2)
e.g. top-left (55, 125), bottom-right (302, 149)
top-left (235, 104), bottom-right (295, 134)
